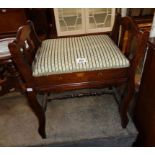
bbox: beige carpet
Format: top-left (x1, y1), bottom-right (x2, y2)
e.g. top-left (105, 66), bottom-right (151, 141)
top-left (0, 91), bottom-right (137, 146)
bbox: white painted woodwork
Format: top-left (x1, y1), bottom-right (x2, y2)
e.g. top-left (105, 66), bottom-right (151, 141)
top-left (54, 8), bottom-right (115, 36)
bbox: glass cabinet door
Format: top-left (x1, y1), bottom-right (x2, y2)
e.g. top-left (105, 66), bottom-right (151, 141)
top-left (85, 8), bottom-right (115, 33)
top-left (54, 8), bottom-right (85, 36)
top-left (54, 8), bottom-right (115, 36)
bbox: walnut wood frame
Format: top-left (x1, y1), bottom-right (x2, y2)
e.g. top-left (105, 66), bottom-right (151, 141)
top-left (8, 14), bottom-right (149, 138)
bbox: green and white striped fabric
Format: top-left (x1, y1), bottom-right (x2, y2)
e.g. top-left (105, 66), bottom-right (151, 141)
top-left (32, 35), bottom-right (129, 76)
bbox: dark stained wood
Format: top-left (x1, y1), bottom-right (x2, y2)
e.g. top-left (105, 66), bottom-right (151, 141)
top-left (0, 8), bottom-right (51, 40)
top-left (127, 8), bottom-right (155, 18)
top-left (110, 13), bottom-right (121, 45)
top-left (49, 9), bottom-right (57, 38)
top-left (134, 38), bottom-right (155, 146)
top-left (34, 68), bottom-right (129, 93)
top-left (0, 61), bottom-right (24, 96)
top-left (26, 90), bottom-right (46, 138)
top-left (25, 9), bottom-right (51, 39)
top-left (0, 38), bottom-right (24, 95)
top-left (133, 15), bottom-right (153, 33)
top-left (131, 16), bottom-right (152, 90)
top-left (8, 15), bottom-right (149, 138)
top-left (0, 9), bottom-right (27, 38)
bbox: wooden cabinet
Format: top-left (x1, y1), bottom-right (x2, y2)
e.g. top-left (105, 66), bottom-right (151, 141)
top-left (54, 8), bottom-right (115, 36)
top-left (0, 9), bottom-right (27, 38)
top-left (26, 9), bottom-right (52, 39)
top-left (0, 8), bottom-right (52, 39)
top-left (127, 8), bottom-right (155, 17)
top-left (134, 38), bottom-right (155, 146)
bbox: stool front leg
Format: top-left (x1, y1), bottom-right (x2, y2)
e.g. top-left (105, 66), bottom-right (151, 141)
top-left (26, 91), bottom-right (46, 138)
top-left (119, 78), bottom-right (135, 128)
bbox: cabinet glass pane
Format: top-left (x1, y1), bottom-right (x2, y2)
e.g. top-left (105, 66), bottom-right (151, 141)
top-left (58, 9), bottom-right (82, 32)
top-left (88, 8), bottom-right (112, 29)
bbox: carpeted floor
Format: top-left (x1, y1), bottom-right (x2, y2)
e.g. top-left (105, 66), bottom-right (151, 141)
top-left (0, 90), bottom-right (138, 146)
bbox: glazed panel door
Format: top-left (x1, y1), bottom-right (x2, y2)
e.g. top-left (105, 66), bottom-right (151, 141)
top-left (54, 8), bottom-right (85, 36)
top-left (86, 8), bottom-right (115, 33)
top-left (54, 8), bottom-right (115, 36)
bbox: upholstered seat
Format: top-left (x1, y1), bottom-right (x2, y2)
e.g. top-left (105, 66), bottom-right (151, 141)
top-left (32, 35), bottom-right (130, 77)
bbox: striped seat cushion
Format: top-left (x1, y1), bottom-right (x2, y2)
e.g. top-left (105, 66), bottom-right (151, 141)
top-left (32, 35), bottom-right (130, 77)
